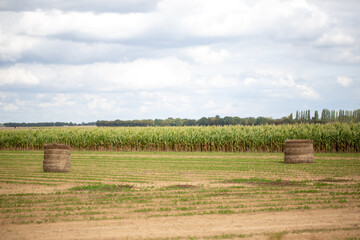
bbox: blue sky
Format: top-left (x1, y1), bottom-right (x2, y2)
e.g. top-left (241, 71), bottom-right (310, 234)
top-left (0, 0), bottom-right (359, 123)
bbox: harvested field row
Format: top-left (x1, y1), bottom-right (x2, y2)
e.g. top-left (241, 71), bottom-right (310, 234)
top-left (1, 151), bottom-right (360, 239)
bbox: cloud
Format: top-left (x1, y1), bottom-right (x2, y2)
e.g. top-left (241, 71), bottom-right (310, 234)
top-left (295, 85), bottom-right (320, 99)
top-left (0, 0), bottom-right (349, 66)
top-left (15, 10), bottom-right (156, 41)
top-left (314, 32), bottom-right (355, 47)
top-left (243, 77), bottom-right (257, 86)
top-left (0, 33), bottom-right (40, 62)
top-left (0, 66), bottom-right (40, 86)
top-left (337, 76), bottom-right (352, 87)
top-left (0, 58), bottom-right (192, 91)
top-left (241, 70), bottom-right (320, 100)
top-left (3, 103), bottom-right (19, 112)
top-left (339, 49), bottom-right (360, 64)
top-left (38, 94), bottom-right (76, 108)
top-left (158, 0), bottom-right (329, 39)
top-left (0, 94), bottom-right (25, 112)
top-left (4, 0), bottom-right (330, 43)
top-left (186, 46), bottom-right (230, 64)
top-left (0, 0), bottom-right (159, 13)
top-left (94, 58), bottom-right (192, 91)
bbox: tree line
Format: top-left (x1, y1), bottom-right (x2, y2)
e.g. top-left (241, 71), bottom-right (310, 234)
top-left (96, 109), bottom-right (360, 127)
top-left (288, 109), bottom-right (360, 124)
top-left (96, 116), bottom-right (281, 127)
top-left (2, 109), bottom-right (359, 128)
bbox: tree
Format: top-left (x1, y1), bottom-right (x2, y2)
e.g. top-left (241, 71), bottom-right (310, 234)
top-left (330, 110), bottom-right (336, 122)
top-left (255, 116), bottom-right (267, 125)
top-left (313, 110), bottom-right (319, 122)
top-left (289, 113), bottom-right (293, 123)
top-left (197, 117), bottom-right (209, 126)
top-left (295, 111), bottom-right (299, 122)
top-left (154, 119), bottom-right (163, 126)
top-left (307, 110), bottom-right (311, 123)
top-left (321, 109), bottom-right (330, 123)
top-left (223, 116), bottom-right (234, 125)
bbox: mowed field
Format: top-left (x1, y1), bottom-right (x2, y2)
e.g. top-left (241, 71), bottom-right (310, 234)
top-left (0, 151), bottom-right (360, 239)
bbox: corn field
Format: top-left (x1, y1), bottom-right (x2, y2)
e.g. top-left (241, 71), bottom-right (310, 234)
top-left (0, 123), bottom-right (359, 152)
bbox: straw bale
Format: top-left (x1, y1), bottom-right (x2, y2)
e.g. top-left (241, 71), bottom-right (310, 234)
top-left (43, 143), bottom-right (71, 172)
top-left (284, 139), bottom-right (314, 164)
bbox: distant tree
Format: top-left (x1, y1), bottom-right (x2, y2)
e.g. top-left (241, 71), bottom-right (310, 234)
top-left (353, 109), bottom-right (360, 122)
top-left (330, 110), bottom-right (336, 122)
top-left (255, 116), bottom-right (267, 125)
top-left (321, 109), bottom-right (330, 123)
top-left (197, 117), bottom-right (209, 126)
top-left (314, 110), bottom-right (319, 121)
top-left (223, 116), bottom-right (234, 125)
top-left (233, 117), bottom-right (242, 125)
top-left (281, 117), bottom-right (291, 124)
top-left (183, 119), bottom-right (197, 126)
top-left (154, 119), bottom-right (163, 126)
top-left (289, 113), bottom-right (293, 122)
top-left (295, 111), bottom-right (299, 122)
top-left (174, 118), bottom-right (183, 126)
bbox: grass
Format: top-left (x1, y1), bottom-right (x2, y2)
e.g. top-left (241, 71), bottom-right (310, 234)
top-left (70, 183), bottom-right (133, 192)
top-left (0, 151), bottom-right (359, 238)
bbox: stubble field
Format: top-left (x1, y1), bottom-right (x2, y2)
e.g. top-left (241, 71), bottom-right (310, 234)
top-left (0, 151), bottom-right (359, 239)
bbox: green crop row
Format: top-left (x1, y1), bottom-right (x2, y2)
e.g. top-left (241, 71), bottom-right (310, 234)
top-left (0, 123), bottom-right (359, 152)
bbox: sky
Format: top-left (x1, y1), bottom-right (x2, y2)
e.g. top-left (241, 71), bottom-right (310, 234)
top-left (0, 0), bottom-right (359, 123)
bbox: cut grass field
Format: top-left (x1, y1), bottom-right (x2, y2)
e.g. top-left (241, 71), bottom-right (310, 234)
top-left (0, 151), bottom-right (360, 239)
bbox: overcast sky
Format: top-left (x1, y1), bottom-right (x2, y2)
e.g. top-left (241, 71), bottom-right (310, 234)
top-left (0, 0), bottom-right (359, 123)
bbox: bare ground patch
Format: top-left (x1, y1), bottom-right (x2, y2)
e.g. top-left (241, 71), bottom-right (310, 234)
top-left (1, 208), bottom-right (359, 240)
top-left (0, 182), bottom-right (77, 194)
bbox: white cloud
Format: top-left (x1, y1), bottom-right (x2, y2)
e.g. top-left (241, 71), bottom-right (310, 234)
top-left (159, 0), bottom-right (329, 39)
top-left (337, 76), bottom-right (352, 87)
top-left (0, 0), bottom-right (158, 13)
top-left (0, 98), bottom-right (24, 112)
top-left (84, 94), bottom-right (120, 112)
top-left (339, 49), bottom-right (360, 64)
top-left (0, 32), bottom-right (40, 61)
top-left (186, 46), bottom-right (230, 64)
top-left (39, 94), bottom-right (75, 108)
top-left (0, 58), bottom-right (192, 91)
top-left (243, 77), bottom-right (257, 86)
top-left (203, 100), bottom-right (237, 116)
top-left (204, 100), bottom-right (216, 109)
top-left (3, 0), bottom-right (330, 43)
top-left (3, 103), bottom-right (19, 112)
top-left (241, 71), bottom-right (320, 100)
top-left (17, 10), bottom-right (156, 40)
top-left (0, 66), bottom-right (40, 86)
top-left (314, 31), bottom-right (355, 47)
top-left (295, 85), bottom-right (320, 99)
top-left (96, 58), bottom-right (192, 90)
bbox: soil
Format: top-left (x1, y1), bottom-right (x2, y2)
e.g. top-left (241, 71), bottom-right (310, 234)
top-left (1, 208), bottom-right (359, 240)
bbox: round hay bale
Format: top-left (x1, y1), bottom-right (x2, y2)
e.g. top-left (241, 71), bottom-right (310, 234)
top-left (284, 139), bottom-right (314, 164)
top-left (43, 143), bottom-right (71, 172)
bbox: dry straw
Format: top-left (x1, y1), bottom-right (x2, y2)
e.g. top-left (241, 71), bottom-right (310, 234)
top-left (284, 139), bottom-right (314, 164)
top-left (43, 143), bottom-right (71, 172)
